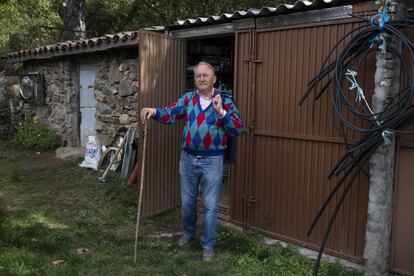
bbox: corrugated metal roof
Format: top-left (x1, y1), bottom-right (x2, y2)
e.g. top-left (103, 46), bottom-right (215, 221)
top-left (171, 0), bottom-right (351, 27)
top-left (2, 31), bottom-right (139, 63)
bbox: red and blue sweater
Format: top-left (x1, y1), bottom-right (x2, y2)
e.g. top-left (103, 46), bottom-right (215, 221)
top-left (154, 89), bottom-right (243, 156)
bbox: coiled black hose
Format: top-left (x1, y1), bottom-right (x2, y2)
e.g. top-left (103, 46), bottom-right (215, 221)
top-left (299, 11), bottom-right (414, 276)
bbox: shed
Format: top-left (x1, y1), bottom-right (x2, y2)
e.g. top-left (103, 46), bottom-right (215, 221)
top-left (2, 0), bottom-right (414, 274)
top-left (2, 31), bottom-right (141, 146)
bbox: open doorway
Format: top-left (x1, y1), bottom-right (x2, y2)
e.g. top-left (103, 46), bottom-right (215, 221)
top-left (186, 36), bottom-right (234, 92)
top-left (186, 35), bottom-right (235, 220)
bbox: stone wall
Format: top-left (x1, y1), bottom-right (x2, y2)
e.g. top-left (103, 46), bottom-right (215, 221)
top-left (19, 60), bottom-right (78, 146)
top-left (94, 58), bottom-right (138, 145)
top-left (0, 75), bottom-right (19, 138)
top-left (10, 49), bottom-right (138, 147)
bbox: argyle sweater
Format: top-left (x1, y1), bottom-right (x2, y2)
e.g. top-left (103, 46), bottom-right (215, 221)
top-left (153, 89), bottom-right (243, 156)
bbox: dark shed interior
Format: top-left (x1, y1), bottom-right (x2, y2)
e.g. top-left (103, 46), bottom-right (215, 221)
top-left (186, 35), bottom-right (235, 217)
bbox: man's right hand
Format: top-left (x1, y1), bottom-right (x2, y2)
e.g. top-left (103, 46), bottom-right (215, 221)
top-left (140, 108), bottom-right (156, 124)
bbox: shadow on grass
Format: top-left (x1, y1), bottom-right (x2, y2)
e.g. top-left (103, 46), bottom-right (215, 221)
top-left (0, 206), bottom-right (81, 275)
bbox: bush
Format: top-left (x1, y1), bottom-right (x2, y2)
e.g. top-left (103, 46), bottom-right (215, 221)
top-left (11, 120), bottom-right (62, 150)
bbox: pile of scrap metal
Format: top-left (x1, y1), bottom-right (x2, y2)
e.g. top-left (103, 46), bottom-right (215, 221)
top-left (98, 124), bottom-right (138, 183)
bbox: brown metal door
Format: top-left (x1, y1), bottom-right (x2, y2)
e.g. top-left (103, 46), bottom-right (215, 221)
top-left (390, 132), bottom-right (414, 275)
top-left (243, 21), bottom-right (370, 261)
top-left (138, 30), bottom-right (186, 217)
top-left (389, 27), bottom-right (414, 275)
top-left (231, 29), bottom-right (254, 226)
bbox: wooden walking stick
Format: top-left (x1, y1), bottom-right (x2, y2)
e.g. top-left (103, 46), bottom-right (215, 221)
top-left (134, 121), bottom-right (148, 264)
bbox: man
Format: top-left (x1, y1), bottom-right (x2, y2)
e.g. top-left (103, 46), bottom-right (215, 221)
top-left (140, 61), bottom-right (243, 262)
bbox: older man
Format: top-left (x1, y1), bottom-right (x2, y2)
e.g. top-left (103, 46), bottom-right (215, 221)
top-left (140, 61), bottom-right (243, 262)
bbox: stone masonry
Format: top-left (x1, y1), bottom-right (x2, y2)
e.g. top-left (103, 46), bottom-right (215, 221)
top-left (0, 75), bottom-right (19, 137)
top-left (17, 60), bottom-right (78, 146)
top-left (94, 58), bottom-right (138, 146)
top-left (7, 51), bottom-right (138, 147)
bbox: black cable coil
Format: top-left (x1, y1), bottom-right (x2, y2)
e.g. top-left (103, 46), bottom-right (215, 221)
top-left (299, 9), bottom-right (414, 276)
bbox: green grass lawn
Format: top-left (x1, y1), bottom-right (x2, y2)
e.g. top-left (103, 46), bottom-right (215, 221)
top-left (0, 144), bottom-right (362, 275)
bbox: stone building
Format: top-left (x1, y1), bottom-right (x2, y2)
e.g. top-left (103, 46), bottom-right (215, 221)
top-left (0, 31), bottom-right (139, 146)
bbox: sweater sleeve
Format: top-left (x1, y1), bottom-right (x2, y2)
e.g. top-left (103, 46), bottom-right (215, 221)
top-left (153, 93), bottom-right (189, 125)
top-left (220, 96), bottom-right (244, 136)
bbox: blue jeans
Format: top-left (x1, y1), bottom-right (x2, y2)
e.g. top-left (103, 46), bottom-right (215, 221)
top-left (179, 150), bottom-right (223, 250)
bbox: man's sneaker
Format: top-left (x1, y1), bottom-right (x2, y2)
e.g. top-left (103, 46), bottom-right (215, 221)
top-left (177, 234), bottom-right (192, 246)
top-left (203, 248), bottom-right (214, 262)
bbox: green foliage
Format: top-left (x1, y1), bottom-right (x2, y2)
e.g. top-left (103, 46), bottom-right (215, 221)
top-left (84, 0), bottom-right (134, 37)
top-left (11, 121), bottom-right (62, 150)
top-left (0, 0), bottom-right (63, 57)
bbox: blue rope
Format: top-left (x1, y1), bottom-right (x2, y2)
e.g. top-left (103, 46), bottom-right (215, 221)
top-left (371, 3), bottom-right (390, 30)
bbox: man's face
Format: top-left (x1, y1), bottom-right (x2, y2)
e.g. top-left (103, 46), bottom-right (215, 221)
top-left (194, 64), bottom-right (216, 93)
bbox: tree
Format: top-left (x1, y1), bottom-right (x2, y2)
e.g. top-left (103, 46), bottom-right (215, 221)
top-left (84, 0), bottom-right (133, 37)
top-left (0, 0), bottom-right (63, 56)
top-left (59, 0), bottom-right (86, 40)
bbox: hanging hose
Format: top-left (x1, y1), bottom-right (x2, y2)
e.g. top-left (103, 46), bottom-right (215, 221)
top-left (299, 4), bottom-right (414, 275)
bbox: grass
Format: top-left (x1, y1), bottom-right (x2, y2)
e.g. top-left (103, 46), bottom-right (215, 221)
top-left (0, 143), bottom-right (363, 275)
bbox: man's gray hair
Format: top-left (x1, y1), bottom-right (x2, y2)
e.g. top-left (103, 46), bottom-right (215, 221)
top-left (194, 61), bottom-right (215, 74)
